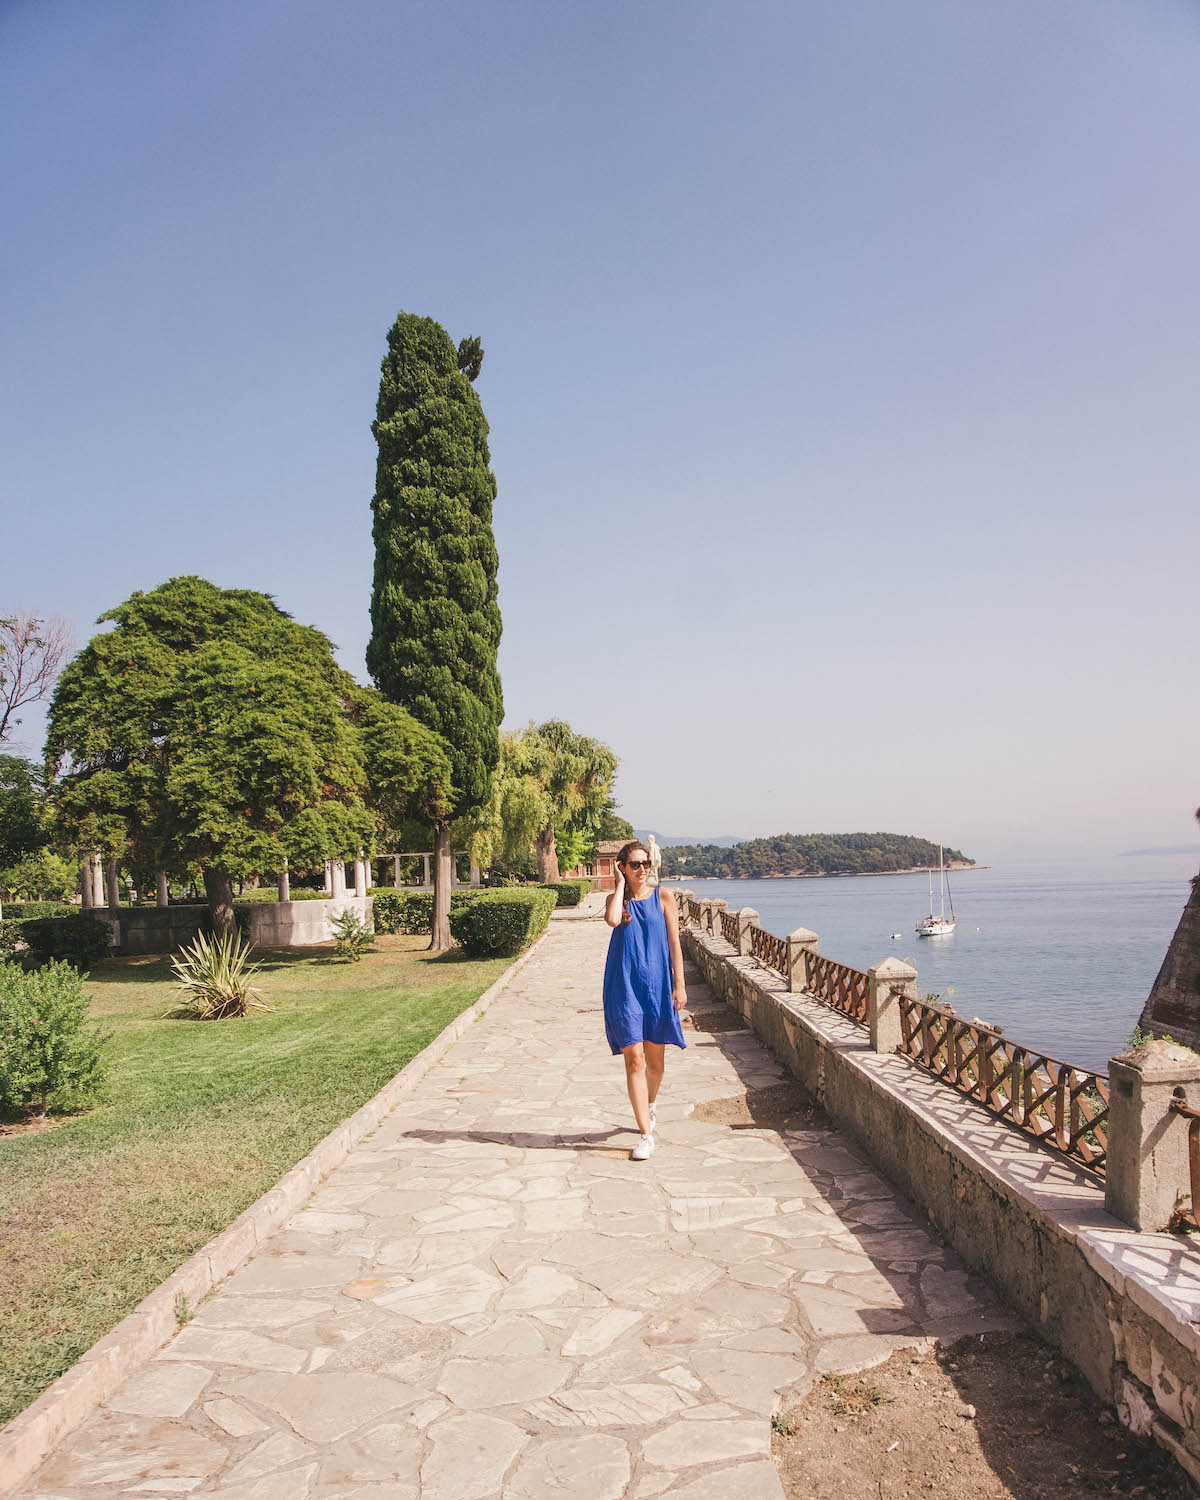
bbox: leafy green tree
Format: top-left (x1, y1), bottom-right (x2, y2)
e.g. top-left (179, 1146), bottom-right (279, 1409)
top-left (593, 803), bottom-right (635, 853)
top-left (46, 577), bottom-right (375, 936)
top-left (367, 312), bottom-right (503, 949)
top-left (0, 755), bottom-right (46, 869)
top-left (469, 721), bottom-right (617, 884)
top-left (549, 822), bottom-right (590, 876)
top-left (0, 850), bottom-right (76, 902)
top-left (351, 687), bottom-right (455, 850)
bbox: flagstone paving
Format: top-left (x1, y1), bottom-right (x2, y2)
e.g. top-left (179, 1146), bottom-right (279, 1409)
top-left (16, 910), bottom-right (1021, 1500)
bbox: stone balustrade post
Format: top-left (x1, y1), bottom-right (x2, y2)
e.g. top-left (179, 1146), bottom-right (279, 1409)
top-left (105, 856), bottom-right (121, 913)
top-left (697, 898), bottom-right (713, 932)
top-left (868, 957), bottom-right (918, 1054)
top-left (676, 891), bottom-right (694, 925)
top-left (736, 908), bottom-right (759, 956)
top-left (277, 857), bottom-right (290, 903)
top-left (709, 898), bottom-right (727, 937)
top-left (156, 872), bottom-right (169, 908)
top-left (787, 928), bottom-right (819, 993)
top-left (1105, 1041), bottom-right (1200, 1231)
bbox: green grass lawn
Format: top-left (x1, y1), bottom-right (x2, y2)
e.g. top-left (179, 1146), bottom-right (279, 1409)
top-left (0, 935), bottom-right (511, 1427)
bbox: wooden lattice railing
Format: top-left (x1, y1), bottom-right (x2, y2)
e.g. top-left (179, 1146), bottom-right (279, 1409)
top-left (898, 995), bottom-right (1110, 1175)
top-left (807, 953), bottom-right (870, 1025)
top-left (720, 911), bottom-right (740, 946)
top-left (749, 925), bottom-right (788, 976)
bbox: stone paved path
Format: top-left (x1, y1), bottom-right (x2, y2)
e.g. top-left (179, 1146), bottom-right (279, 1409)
top-left (18, 911), bottom-right (1020, 1500)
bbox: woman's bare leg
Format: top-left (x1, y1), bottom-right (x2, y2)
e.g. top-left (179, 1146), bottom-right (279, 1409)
top-left (623, 1043), bottom-right (652, 1135)
top-left (644, 1042), bottom-right (666, 1107)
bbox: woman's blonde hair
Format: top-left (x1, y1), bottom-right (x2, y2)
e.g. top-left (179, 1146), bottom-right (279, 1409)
top-left (617, 840), bottom-right (650, 925)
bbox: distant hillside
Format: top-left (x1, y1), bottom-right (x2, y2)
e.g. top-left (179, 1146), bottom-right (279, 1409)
top-left (635, 830), bottom-right (746, 850)
top-left (659, 832), bottom-right (972, 880)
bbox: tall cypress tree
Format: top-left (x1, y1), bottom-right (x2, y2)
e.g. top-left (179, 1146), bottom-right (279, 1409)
top-left (367, 313), bottom-right (502, 949)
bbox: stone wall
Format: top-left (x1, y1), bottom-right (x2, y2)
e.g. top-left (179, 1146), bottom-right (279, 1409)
top-left (682, 921), bottom-right (1200, 1482)
top-left (109, 896), bottom-right (373, 954)
top-left (1139, 873), bottom-right (1200, 1050)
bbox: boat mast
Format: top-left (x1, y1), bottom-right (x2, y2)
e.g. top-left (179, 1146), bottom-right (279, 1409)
top-left (938, 844), bottom-right (945, 921)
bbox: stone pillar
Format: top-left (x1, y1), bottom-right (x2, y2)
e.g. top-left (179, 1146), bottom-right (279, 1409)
top-left (869, 956), bottom-right (918, 1055)
top-left (709, 898), bottom-right (727, 937)
top-left (323, 860), bottom-right (333, 894)
top-left (422, 854), bottom-right (431, 888)
top-left (697, 899), bottom-right (714, 933)
top-left (353, 856), bottom-right (367, 895)
top-left (787, 928), bottom-right (819, 993)
top-left (156, 872), bottom-right (169, 908)
top-left (364, 858), bottom-right (374, 891)
top-left (105, 856), bottom-right (121, 913)
top-left (1105, 1041), bottom-right (1200, 1231)
top-left (277, 857), bottom-right (290, 903)
top-left (469, 856), bottom-right (481, 889)
top-left (394, 855), bottom-right (404, 888)
top-left (736, 908), bottom-right (759, 957)
top-left (677, 891), bottom-right (694, 925)
top-left (90, 852), bottom-right (103, 908)
top-left (80, 859), bottom-right (94, 909)
top-left (332, 861), bottom-right (347, 898)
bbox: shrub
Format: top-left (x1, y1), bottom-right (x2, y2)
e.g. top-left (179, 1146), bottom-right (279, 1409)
top-left (19, 914), bottom-right (113, 970)
top-left (332, 908), bottom-right (374, 962)
top-left (0, 901), bottom-right (77, 920)
top-left (170, 931), bottom-right (267, 1019)
top-left (449, 887), bottom-right (557, 957)
top-left (373, 888), bottom-right (482, 935)
top-left (0, 959), bottom-right (110, 1116)
top-left (541, 879), bottom-right (591, 908)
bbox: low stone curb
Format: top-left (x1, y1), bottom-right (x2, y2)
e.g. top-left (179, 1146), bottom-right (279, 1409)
top-left (0, 931), bottom-right (551, 1500)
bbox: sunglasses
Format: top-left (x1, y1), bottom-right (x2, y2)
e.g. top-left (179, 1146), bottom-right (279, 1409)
top-left (624, 859), bottom-right (651, 870)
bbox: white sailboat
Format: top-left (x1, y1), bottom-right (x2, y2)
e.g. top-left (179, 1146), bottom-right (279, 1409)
top-left (916, 844), bottom-right (956, 937)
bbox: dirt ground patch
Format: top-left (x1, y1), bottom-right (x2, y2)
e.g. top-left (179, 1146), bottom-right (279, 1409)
top-left (691, 1081), bottom-right (826, 1131)
top-left (682, 1006), bottom-right (750, 1033)
top-left (772, 1332), bottom-right (1194, 1499)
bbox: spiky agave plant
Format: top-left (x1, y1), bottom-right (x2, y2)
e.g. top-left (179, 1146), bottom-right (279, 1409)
top-left (170, 930), bottom-right (267, 1019)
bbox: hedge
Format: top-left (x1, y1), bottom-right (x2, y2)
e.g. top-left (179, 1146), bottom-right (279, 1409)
top-left (0, 959), bottom-right (110, 1115)
top-left (0, 914), bottom-right (114, 970)
top-left (449, 887), bottom-right (557, 957)
top-left (0, 901), bottom-right (77, 920)
top-left (540, 879), bottom-right (592, 908)
top-left (372, 888), bottom-right (483, 935)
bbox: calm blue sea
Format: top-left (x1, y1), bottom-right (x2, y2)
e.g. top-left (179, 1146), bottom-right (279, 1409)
top-left (664, 850), bottom-right (1199, 1074)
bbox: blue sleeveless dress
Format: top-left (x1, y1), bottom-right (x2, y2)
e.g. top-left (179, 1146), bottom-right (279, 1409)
top-left (603, 887), bottom-right (687, 1055)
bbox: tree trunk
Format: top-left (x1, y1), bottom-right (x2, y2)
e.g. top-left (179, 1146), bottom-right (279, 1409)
top-left (203, 865), bottom-right (237, 939)
top-left (536, 824), bottom-right (560, 885)
top-left (105, 857), bottom-right (121, 913)
top-left (156, 872), bottom-right (169, 907)
top-left (277, 856), bottom-right (290, 903)
top-left (429, 824), bottom-right (453, 951)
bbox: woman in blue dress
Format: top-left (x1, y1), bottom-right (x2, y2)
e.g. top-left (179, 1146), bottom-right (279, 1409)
top-left (603, 840), bottom-right (687, 1161)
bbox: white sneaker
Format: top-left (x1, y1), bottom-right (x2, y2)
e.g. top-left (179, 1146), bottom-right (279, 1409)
top-left (631, 1134), bottom-right (656, 1161)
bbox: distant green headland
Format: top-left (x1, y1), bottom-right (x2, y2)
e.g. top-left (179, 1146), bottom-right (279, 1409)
top-left (659, 832), bottom-right (973, 880)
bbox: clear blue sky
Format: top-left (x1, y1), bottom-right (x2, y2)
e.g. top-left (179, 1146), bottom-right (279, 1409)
top-left (2, 0), bottom-right (1198, 856)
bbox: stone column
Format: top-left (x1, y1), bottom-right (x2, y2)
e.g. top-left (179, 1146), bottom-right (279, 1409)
top-left (394, 855), bottom-right (404, 888)
top-left (323, 860), bottom-right (333, 894)
top-left (868, 956), bottom-right (918, 1055)
top-left (422, 854), bottom-right (431, 888)
top-left (787, 928), bottom-right (819, 993)
top-left (80, 859), bottom-right (94, 909)
top-left (709, 898), bottom-right (727, 937)
top-left (156, 872), bottom-right (169, 908)
top-left (364, 858), bottom-right (374, 891)
top-left (277, 856), bottom-right (290, 903)
top-left (105, 856), bottom-right (121, 913)
top-left (353, 856), bottom-right (367, 895)
top-left (736, 908), bottom-right (759, 956)
top-left (90, 852), bottom-right (104, 908)
top-left (677, 890), bottom-right (694, 925)
top-left (697, 899), bottom-right (714, 933)
top-left (332, 861), bottom-right (347, 898)
top-left (469, 856), bottom-right (481, 889)
top-left (1105, 1041), bottom-right (1200, 1232)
